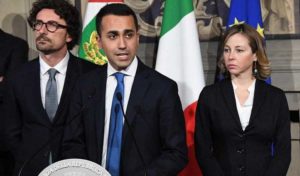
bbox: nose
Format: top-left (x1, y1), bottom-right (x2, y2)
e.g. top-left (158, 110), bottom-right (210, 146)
top-left (118, 36), bottom-right (126, 49)
top-left (228, 51), bottom-right (236, 60)
top-left (38, 23), bottom-right (48, 34)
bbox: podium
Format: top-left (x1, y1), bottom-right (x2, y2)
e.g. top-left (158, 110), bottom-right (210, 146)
top-left (39, 159), bottom-right (111, 176)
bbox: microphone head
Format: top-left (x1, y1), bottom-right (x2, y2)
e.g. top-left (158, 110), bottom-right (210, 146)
top-left (116, 92), bottom-right (122, 101)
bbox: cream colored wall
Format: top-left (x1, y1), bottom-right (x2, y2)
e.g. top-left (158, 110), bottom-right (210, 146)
top-left (0, 0), bottom-right (28, 40)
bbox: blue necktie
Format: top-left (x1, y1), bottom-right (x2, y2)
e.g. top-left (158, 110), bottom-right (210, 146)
top-left (106, 72), bottom-right (125, 176)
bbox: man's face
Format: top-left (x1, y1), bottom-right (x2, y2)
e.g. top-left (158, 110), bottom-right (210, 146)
top-left (34, 8), bottom-right (72, 55)
top-left (98, 15), bottom-right (139, 71)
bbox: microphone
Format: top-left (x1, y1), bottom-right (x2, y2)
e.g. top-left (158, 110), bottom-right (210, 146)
top-left (116, 92), bottom-right (147, 176)
top-left (18, 90), bottom-right (95, 176)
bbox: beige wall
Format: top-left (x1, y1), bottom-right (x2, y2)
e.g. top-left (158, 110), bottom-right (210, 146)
top-left (0, 0), bottom-right (28, 40)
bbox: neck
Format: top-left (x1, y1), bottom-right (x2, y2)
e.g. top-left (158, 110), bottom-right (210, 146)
top-left (231, 75), bottom-right (255, 89)
top-left (40, 50), bottom-right (68, 67)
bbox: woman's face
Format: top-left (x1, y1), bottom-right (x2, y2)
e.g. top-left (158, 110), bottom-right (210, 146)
top-left (223, 33), bottom-right (257, 78)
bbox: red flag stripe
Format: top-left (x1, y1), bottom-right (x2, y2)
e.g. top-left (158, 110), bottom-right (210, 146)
top-left (179, 102), bottom-right (202, 176)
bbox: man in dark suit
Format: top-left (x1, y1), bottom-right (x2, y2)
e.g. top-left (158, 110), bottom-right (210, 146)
top-left (0, 29), bottom-right (28, 176)
top-left (62, 3), bottom-right (188, 176)
top-left (4, 0), bottom-right (97, 175)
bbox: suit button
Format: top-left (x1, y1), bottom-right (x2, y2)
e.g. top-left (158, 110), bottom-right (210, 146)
top-left (238, 133), bottom-right (245, 138)
top-left (239, 165), bottom-right (245, 172)
top-left (237, 148), bottom-right (244, 154)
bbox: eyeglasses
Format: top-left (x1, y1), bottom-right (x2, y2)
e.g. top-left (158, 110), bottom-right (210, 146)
top-left (32, 20), bottom-right (67, 33)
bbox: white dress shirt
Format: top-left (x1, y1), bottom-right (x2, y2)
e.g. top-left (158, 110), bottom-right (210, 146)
top-left (101, 57), bottom-right (138, 167)
top-left (40, 52), bottom-right (69, 108)
top-left (232, 80), bottom-right (256, 131)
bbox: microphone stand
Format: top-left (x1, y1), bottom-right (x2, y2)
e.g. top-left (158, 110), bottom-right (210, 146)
top-left (116, 92), bottom-right (147, 176)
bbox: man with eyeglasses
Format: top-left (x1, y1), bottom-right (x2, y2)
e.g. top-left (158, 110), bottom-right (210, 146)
top-left (3, 0), bottom-right (97, 175)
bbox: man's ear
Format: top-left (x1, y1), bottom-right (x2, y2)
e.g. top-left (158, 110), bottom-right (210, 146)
top-left (97, 34), bottom-right (102, 49)
top-left (66, 33), bottom-right (72, 43)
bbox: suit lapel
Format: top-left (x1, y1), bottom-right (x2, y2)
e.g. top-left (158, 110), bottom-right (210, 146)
top-left (220, 80), bottom-right (243, 131)
top-left (246, 80), bottom-right (267, 131)
top-left (52, 55), bottom-right (78, 123)
top-left (122, 61), bottom-right (152, 144)
top-left (28, 59), bottom-right (52, 125)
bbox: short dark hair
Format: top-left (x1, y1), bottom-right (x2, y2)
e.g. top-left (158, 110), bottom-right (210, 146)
top-left (27, 0), bottom-right (81, 50)
top-left (95, 3), bottom-right (138, 36)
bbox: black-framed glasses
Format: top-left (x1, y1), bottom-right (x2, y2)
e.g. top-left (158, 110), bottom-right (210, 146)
top-left (32, 20), bottom-right (67, 33)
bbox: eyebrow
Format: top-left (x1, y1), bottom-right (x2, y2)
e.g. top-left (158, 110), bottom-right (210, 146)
top-left (107, 29), bottom-right (135, 35)
top-left (124, 29), bottom-right (135, 33)
top-left (224, 44), bottom-right (245, 48)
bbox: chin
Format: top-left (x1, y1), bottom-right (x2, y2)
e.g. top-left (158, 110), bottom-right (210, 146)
top-left (38, 49), bottom-right (55, 55)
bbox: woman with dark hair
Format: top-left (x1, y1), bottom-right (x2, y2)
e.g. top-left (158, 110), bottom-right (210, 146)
top-left (195, 23), bottom-right (291, 176)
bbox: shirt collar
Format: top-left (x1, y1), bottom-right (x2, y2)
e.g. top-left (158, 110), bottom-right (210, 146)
top-left (107, 56), bottom-right (138, 77)
top-left (40, 51), bottom-right (70, 76)
top-left (232, 79), bottom-right (256, 92)
top-left (248, 79), bottom-right (256, 93)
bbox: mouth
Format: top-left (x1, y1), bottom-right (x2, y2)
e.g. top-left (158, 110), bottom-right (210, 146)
top-left (116, 52), bottom-right (128, 56)
top-left (227, 64), bottom-right (237, 69)
top-left (37, 40), bottom-right (48, 44)
top-left (116, 53), bottom-right (129, 59)
top-left (36, 35), bottom-right (50, 43)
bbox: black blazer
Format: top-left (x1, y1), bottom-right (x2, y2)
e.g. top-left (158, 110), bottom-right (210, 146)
top-left (4, 54), bottom-right (97, 176)
top-left (195, 79), bottom-right (291, 176)
top-left (0, 29), bottom-right (28, 79)
top-left (62, 60), bottom-right (188, 176)
top-left (0, 29), bottom-right (28, 176)
top-left (0, 29), bottom-right (28, 111)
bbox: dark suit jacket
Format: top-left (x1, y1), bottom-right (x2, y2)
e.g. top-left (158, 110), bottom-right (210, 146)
top-left (4, 54), bottom-right (97, 176)
top-left (195, 79), bottom-right (291, 176)
top-left (0, 30), bottom-right (28, 150)
top-left (0, 29), bottom-right (28, 79)
top-left (0, 28), bottom-right (27, 176)
top-left (62, 60), bottom-right (188, 176)
top-left (0, 29), bottom-right (28, 102)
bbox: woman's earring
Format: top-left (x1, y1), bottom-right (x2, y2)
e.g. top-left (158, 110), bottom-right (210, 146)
top-left (253, 61), bottom-right (258, 75)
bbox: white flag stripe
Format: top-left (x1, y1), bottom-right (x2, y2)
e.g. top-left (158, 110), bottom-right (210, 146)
top-left (156, 12), bottom-right (205, 109)
top-left (82, 3), bottom-right (108, 28)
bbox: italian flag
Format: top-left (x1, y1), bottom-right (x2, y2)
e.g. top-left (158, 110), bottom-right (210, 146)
top-left (78, 0), bottom-right (123, 65)
top-left (155, 0), bottom-right (205, 175)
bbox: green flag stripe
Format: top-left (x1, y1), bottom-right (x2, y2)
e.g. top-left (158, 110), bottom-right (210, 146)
top-left (78, 17), bottom-right (97, 59)
top-left (160, 0), bottom-right (193, 37)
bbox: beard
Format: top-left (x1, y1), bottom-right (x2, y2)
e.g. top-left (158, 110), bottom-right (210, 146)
top-left (36, 44), bottom-right (57, 55)
top-left (36, 35), bottom-right (61, 55)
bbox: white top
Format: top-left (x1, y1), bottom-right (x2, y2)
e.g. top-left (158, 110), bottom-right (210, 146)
top-left (40, 52), bottom-right (69, 108)
top-left (101, 57), bottom-right (138, 167)
top-left (232, 80), bottom-right (256, 131)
